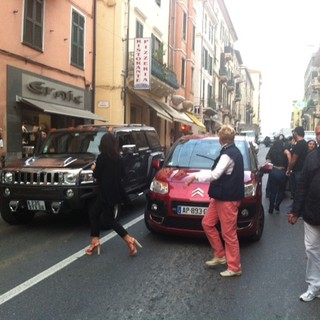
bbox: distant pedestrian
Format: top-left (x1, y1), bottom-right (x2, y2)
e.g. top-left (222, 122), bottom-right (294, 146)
top-left (288, 123), bottom-right (320, 302)
top-left (266, 139), bottom-right (291, 213)
top-left (185, 125), bottom-right (244, 277)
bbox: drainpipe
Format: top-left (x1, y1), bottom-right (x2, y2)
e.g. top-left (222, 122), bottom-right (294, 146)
top-left (92, 0), bottom-right (97, 120)
top-left (199, 0), bottom-right (207, 110)
top-left (124, 0), bottom-right (130, 124)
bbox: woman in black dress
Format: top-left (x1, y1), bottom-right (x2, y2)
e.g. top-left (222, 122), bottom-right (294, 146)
top-left (85, 133), bottom-right (142, 256)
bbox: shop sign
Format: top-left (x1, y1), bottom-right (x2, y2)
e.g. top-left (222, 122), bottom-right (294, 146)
top-left (134, 38), bottom-right (151, 90)
top-left (22, 74), bottom-right (84, 108)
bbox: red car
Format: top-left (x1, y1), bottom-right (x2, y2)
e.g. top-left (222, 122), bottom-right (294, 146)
top-left (144, 135), bottom-right (265, 241)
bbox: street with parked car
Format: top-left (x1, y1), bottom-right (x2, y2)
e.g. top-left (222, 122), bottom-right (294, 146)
top-left (0, 143), bottom-right (319, 319)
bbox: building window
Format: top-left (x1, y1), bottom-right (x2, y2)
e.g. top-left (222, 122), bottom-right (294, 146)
top-left (209, 56), bottom-right (213, 75)
top-left (152, 34), bottom-right (163, 63)
top-left (183, 12), bottom-right (187, 41)
top-left (181, 58), bottom-right (186, 87)
top-left (155, 0), bottom-right (161, 6)
top-left (191, 67), bottom-right (194, 93)
top-left (136, 20), bottom-right (144, 38)
top-left (208, 84), bottom-right (212, 100)
top-left (203, 48), bottom-right (208, 69)
top-left (23, 0), bottom-right (44, 51)
top-left (192, 25), bottom-right (195, 51)
top-left (71, 9), bottom-right (85, 69)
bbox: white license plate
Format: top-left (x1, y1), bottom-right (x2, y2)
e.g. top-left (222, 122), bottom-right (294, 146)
top-left (27, 200), bottom-right (46, 211)
top-left (177, 205), bottom-right (207, 216)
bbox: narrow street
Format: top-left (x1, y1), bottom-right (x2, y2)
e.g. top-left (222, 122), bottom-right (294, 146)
top-left (0, 145), bottom-right (319, 319)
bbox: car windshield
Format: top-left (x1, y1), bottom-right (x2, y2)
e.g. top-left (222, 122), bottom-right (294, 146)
top-left (166, 138), bottom-right (250, 170)
top-left (41, 131), bottom-right (105, 156)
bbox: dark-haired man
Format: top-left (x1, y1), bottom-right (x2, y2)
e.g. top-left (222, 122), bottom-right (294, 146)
top-left (286, 126), bottom-right (308, 199)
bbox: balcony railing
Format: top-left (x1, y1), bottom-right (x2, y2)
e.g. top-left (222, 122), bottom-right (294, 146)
top-left (128, 52), bottom-right (179, 89)
top-left (311, 77), bottom-right (320, 90)
top-left (151, 58), bottom-right (179, 89)
top-left (219, 67), bottom-right (228, 82)
top-left (234, 92), bottom-right (242, 102)
top-left (227, 79), bottom-right (235, 91)
top-left (224, 46), bottom-right (233, 61)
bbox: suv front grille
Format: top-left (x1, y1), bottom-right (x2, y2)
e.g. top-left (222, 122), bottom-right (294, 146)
top-left (9, 171), bottom-right (62, 185)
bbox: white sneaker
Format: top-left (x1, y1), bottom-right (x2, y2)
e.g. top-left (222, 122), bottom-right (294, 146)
top-left (205, 256), bottom-right (226, 266)
top-left (220, 269), bottom-right (242, 277)
top-left (299, 291), bottom-right (320, 302)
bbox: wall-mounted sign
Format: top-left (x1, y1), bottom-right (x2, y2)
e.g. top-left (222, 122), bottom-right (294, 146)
top-left (134, 38), bottom-right (151, 90)
top-left (22, 74), bottom-right (84, 109)
top-left (98, 101), bottom-right (109, 108)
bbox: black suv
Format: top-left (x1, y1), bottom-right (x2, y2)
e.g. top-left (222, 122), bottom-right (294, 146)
top-left (0, 124), bottom-right (164, 224)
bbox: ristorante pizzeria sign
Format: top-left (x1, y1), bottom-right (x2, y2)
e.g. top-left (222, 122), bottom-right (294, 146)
top-left (134, 38), bottom-right (151, 90)
top-left (22, 73), bottom-right (84, 108)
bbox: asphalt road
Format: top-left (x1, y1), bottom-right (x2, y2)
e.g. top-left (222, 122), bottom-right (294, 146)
top-left (0, 144), bottom-right (319, 320)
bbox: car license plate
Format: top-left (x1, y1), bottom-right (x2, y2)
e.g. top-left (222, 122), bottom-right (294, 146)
top-left (177, 205), bottom-right (207, 216)
top-left (27, 200), bottom-right (46, 211)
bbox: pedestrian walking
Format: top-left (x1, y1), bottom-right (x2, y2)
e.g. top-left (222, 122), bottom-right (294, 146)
top-left (286, 126), bottom-right (308, 200)
top-left (288, 123), bottom-right (320, 302)
top-left (185, 125), bottom-right (244, 277)
top-left (85, 132), bottom-right (142, 256)
top-left (266, 139), bottom-right (291, 213)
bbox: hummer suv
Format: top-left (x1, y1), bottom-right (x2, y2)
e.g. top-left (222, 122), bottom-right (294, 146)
top-left (0, 124), bottom-right (164, 224)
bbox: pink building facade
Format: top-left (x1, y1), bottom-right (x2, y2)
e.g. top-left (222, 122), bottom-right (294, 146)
top-left (0, 0), bottom-right (100, 163)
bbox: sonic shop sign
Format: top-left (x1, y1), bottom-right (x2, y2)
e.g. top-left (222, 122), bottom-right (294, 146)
top-left (22, 74), bottom-right (85, 108)
top-left (134, 38), bottom-right (151, 90)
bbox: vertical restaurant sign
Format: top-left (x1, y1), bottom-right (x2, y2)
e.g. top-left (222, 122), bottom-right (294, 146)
top-left (134, 38), bottom-right (151, 90)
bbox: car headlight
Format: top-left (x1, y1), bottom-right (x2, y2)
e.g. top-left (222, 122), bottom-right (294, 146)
top-left (80, 170), bottom-right (95, 184)
top-left (63, 172), bottom-right (77, 184)
top-left (244, 183), bottom-right (256, 198)
top-left (150, 179), bottom-right (168, 195)
top-left (4, 172), bottom-right (13, 183)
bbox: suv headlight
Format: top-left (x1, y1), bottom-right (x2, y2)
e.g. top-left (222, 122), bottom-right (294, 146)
top-left (80, 170), bottom-right (95, 184)
top-left (4, 172), bottom-right (13, 183)
top-left (63, 172), bottom-right (77, 185)
top-left (150, 179), bottom-right (168, 195)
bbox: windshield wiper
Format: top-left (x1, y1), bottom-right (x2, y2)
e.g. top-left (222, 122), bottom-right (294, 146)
top-left (195, 154), bottom-right (215, 161)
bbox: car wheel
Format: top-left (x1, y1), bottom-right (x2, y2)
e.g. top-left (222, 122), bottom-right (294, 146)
top-left (250, 205), bottom-right (265, 242)
top-left (0, 207), bottom-right (35, 225)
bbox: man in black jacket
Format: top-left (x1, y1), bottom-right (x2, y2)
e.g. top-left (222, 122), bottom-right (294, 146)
top-left (288, 123), bottom-right (320, 302)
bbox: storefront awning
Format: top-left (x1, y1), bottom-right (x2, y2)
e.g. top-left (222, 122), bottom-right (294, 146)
top-left (185, 112), bottom-right (206, 132)
top-left (155, 100), bottom-right (193, 125)
top-left (130, 92), bottom-right (173, 122)
top-left (17, 97), bottom-right (107, 122)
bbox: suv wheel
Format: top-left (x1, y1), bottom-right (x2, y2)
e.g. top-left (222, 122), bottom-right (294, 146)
top-left (0, 207), bottom-right (35, 225)
top-left (250, 205), bottom-right (265, 242)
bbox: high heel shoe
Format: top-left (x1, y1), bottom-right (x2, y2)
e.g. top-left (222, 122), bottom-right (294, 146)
top-left (85, 241), bottom-right (101, 255)
top-left (127, 238), bottom-right (142, 256)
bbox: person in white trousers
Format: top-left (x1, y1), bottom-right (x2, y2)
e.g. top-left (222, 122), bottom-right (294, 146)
top-left (288, 123), bottom-right (320, 302)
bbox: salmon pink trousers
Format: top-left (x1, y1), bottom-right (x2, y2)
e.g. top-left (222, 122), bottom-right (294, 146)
top-left (202, 199), bottom-right (241, 272)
